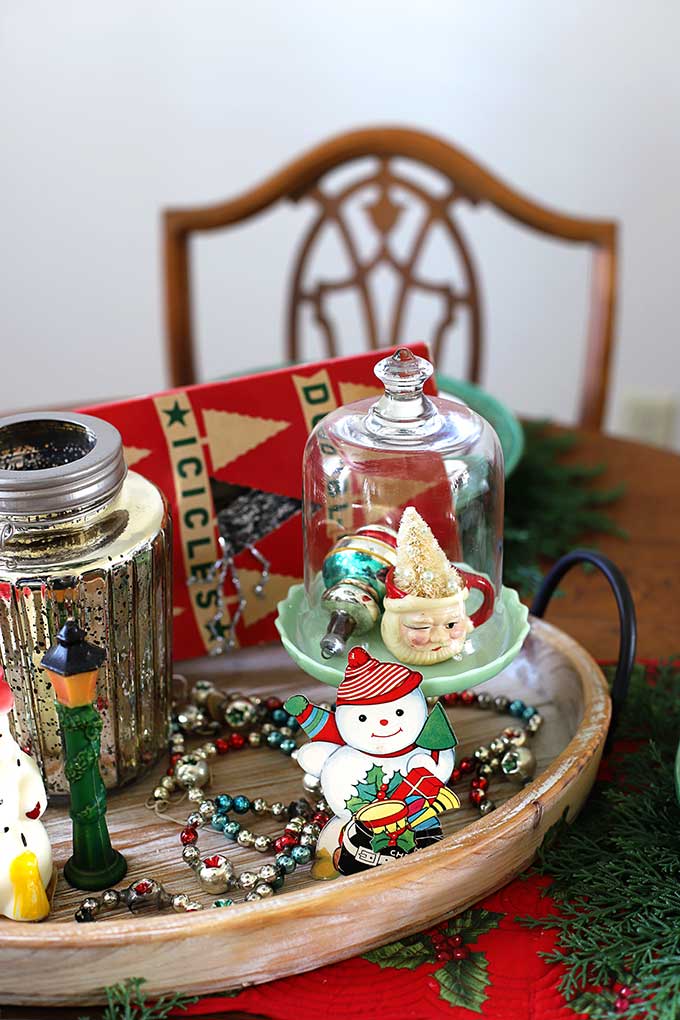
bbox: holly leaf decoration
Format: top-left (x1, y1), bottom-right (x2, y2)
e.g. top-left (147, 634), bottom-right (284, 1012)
top-left (434, 951), bottom-right (491, 1013)
top-left (445, 908), bottom-right (503, 941)
top-left (345, 795), bottom-right (366, 814)
top-left (386, 770), bottom-right (405, 796)
top-left (371, 831), bottom-right (391, 852)
top-left (353, 764), bottom-right (386, 805)
top-left (364, 932), bottom-right (436, 970)
top-left (397, 828), bottom-right (416, 853)
top-left (363, 764), bottom-right (385, 788)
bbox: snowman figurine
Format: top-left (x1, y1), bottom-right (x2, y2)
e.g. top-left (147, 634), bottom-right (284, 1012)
top-left (0, 669), bottom-right (53, 921)
top-left (285, 647), bottom-right (460, 874)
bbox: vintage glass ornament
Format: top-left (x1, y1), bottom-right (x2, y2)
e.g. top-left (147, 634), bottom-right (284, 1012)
top-left (0, 411), bottom-right (172, 795)
top-left (277, 347), bottom-right (529, 693)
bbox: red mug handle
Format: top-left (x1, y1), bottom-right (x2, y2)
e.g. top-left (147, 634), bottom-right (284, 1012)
top-left (460, 571), bottom-right (495, 628)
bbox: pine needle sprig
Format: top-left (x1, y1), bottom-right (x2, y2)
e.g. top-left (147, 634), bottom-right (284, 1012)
top-left (519, 661), bottom-right (680, 1019)
top-left (504, 422), bottom-right (627, 596)
top-left (79, 977), bottom-right (197, 1020)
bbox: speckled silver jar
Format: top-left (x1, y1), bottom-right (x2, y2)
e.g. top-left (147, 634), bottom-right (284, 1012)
top-left (0, 411), bottom-right (172, 795)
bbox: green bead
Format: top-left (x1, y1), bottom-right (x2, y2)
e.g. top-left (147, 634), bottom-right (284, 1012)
top-left (212, 898), bottom-right (233, 908)
top-left (224, 820), bottom-right (241, 839)
top-left (291, 845), bottom-right (312, 864)
top-left (211, 814), bottom-right (228, 831)
top-left (232, 795), bottom-right (250, 814)
top-left (280, 738), bottom-right (296, 755)
top-left (267, 731), bottom-right (284, 748)
top-left (275, 852), bottom-right (296, 874)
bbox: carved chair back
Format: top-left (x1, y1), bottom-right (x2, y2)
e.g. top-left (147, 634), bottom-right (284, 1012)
top-left (164, 127), bottom-right (617, 428)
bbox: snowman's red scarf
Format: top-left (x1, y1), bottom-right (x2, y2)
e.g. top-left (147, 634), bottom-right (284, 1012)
top-left (371, 744), bottom-right (439, 763)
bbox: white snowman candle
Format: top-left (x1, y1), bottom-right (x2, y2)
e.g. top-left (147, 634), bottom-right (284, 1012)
top-left (0, 670), bottom-right (53, 921)
top-left (285, 647), bottom-right (460, 869)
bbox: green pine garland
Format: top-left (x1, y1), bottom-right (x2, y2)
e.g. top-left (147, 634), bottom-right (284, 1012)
top-left (504, 422), bottom-right (626, 596)
top-left (521, 660), bottom-right (680, 1019)
top-left (79, 978), bottom-right (196, 1020)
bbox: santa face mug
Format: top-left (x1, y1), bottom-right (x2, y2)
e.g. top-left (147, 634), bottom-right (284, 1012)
top-left (381, 507), bottom-right (495, 667)
top-left (285, 647), bottom-right (460, 877)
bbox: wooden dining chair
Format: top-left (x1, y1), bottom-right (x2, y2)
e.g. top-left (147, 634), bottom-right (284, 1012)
top-left (163, 126), bottom-right (617, 429)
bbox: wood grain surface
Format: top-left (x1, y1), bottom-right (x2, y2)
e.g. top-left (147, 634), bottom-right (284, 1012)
top-left (536, 427), bottom-right (680, 662)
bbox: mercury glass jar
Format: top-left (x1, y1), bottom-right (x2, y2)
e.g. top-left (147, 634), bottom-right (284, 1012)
top-left (0, 411), bottom-right (172, 795)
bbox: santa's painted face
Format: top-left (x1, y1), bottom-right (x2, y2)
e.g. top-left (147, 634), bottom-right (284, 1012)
top-left (381, 597), bottom-right (473, 665)
top-left (335, 688), bottom-right (427, 756)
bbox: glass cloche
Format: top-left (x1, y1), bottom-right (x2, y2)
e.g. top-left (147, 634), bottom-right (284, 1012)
top-left (276, 348), bottom-right (528, 695)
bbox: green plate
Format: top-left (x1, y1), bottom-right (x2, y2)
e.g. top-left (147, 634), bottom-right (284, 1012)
top-left (436, 373), bottom-right (524, 476)
top-left (217, 365), bottom-right (524, 476)
top-left (276, 583), bottom-right (529, 696)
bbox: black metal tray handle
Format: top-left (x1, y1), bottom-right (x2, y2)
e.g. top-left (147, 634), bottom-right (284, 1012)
top-left (530, 549), bottom-right (637, 742)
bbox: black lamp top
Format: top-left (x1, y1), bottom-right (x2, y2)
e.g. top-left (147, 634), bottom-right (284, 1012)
top-left (41, 619), bottom-right (106, 677)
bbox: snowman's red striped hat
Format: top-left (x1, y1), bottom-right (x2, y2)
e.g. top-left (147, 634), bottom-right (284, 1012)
top-left (337, 647), bottom-right (422, 706)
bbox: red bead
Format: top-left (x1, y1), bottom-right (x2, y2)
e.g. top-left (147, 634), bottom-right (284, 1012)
top-left (450, 768), bottom-right (462, 783)
top-left (214, 738), bottom-right (229, 755)
top-left (312, 812), bottom-right (330, 827)
top-left (228, 733), bottom-right (246, 750)
top-left (435, 950), bottom-right (448, 961)
top-left (266, 696), bottom-right (283, 711)
top-left (133, 880), bottom-right (153, 895)
top-left (471, 776), bottom-right (489, 790)
top-left (619, 987), bottom-right (632, 999)
top-left (459, 757), bottom-right (475, 774)
top-left (274, 834), bottom-right (298, 853)
top-left (180, 827), bottom-right (198, 845)
top-left (443, 692), bottom-right (459, 706)
top-left (166, 766), bottom-right (176, 776)
top-left (169, 752), bottom-right (183, 766)
top-left (614, 999), bottom-right (628, 1013)
top-left (469, 788), bottom-right (486, 806)
top-left (452, 946), bottom-right (469, 960)
top-left (449, 933), bottom-right (463, 947)
top-left (460, 690), bottom-right (476, 705)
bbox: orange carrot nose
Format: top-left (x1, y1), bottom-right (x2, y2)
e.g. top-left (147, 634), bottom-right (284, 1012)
top-left (9, 850), bottom-right (50, 921)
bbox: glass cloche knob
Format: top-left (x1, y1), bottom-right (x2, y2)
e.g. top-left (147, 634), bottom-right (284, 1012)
top-left (365, 348), bottom-right (440, 441)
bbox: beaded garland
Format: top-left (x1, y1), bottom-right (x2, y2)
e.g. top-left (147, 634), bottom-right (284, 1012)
top-left (440, 690), bottom-right (543, 813)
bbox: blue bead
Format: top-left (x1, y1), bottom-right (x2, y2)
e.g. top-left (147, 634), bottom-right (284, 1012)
top-left (271, 708), bottom-right (288, 725)
top-left (232, 795), bottom-right (251, 814)
top-left (291, 845), bottom-right (312, 864)
top-left (509, 699), bottom-right (526, 718)
top-left (280, 738), bottom-right (296, 755)
top-left (287, 716), bottom-right (299, 731)
top-left (522, 705), bottom-right (537, 721)
top-left (267, 731), bottom-right (284, 748)
top-left (211, 814), bottom-right (227, 831)
top-left (224, 820), bottom-right (241, 839)
top-left (275, 852), bottom-right (296, 874)
top-left (214, 794), bottom-right (233, 813)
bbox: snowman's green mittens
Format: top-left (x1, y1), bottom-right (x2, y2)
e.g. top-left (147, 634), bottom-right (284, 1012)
top-left (284, 694), bottom-right (308, 717)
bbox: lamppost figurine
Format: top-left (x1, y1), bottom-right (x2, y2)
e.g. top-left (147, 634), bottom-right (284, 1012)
top-left (41, 620), bottom-right (127, 891)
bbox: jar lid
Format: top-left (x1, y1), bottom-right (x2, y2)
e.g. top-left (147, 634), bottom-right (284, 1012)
top-left (0, 411), bottom-right (127, 520)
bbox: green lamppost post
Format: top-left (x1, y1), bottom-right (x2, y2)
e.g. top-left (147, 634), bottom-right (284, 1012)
top-left (41, 620), bottom-right (127, 891)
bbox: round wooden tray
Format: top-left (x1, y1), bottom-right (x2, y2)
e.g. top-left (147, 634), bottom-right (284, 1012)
top-left (0, 616), bottom-right (610, 1007)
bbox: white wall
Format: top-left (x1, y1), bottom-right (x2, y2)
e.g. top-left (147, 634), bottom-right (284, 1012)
top-left (1, 1), bottom-right (679, 445)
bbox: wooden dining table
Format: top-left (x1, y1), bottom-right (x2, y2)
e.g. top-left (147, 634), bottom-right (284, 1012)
top-left (3, 425), bottom-right (679, 1020)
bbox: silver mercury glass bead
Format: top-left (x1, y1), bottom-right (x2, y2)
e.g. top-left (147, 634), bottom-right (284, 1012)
top-left (298, 834), bottom-right (316, 847)
top-left (476, 692), bottom-right (493, 709)
top-left (153, 786), bottom-right (169, 801)
top-left (479, 799), bottom-right (496, 814)
top-left (488, 757), bottom-right (501, 772)
top-left (202, 742), bottom-right (218, 758)
top-left (238, 871), bottom-right (258, 890)
top-left (182, 845), bottom-right (201, 866)
top-left (82, 897), bottom-right (99, 914)
top-left (279, 726), bottom-right (294, 739)
top-left (500, 746), bottom-right (537, 785)
top-left (270, 802), bottom-right (286, 818)
top-left (102, 889), bottom-right (120, 908)
top-left (248, 731), bottom-right (263, 747)
top-left (244, 890), bottom-right (261, 901)
top-left (237, 829), bottom-right (256, 847)
top-left (527, 712), bottom-right (543, 732)
top-left (187, 786), bottom-right (205, 803)
top-left (303, 773), bottom-right (321, 794)
top-left (261, 722), bottom-right (274, 736)
top-left (254, 835), bottom-right (272, 853)
top-left (160, 776), bottom-right (176, 791)
top-left (186, 812), bottom-right (204, 828)
top-left (257, 864), bottom-right (278, 884)
top-left (473, 746), bottom-right (490, 763)
top-left (197, 854), bottom-right (234, 893)
top-left (174, 755), bottom-right (210, 789)
top-left (493, 696), bottom-right (509, 713)
top-left (252, 797), bottom-right (268, 814)
top-left (199, 800), bottom-right (216, 820)
top-left (478, 763), bottom-right (493, 778)
top-left (489, 738), bottom-right (506, 756)
top-left (254, 882), bottom-right (274, 898)
top-left (508, 729), bottom-right (527, 747)
top-left (286, 817), bottom-right (305, 832)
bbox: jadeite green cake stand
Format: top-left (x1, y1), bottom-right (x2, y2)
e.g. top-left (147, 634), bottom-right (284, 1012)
top-left (276, 583), bottom-right (529, 697)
